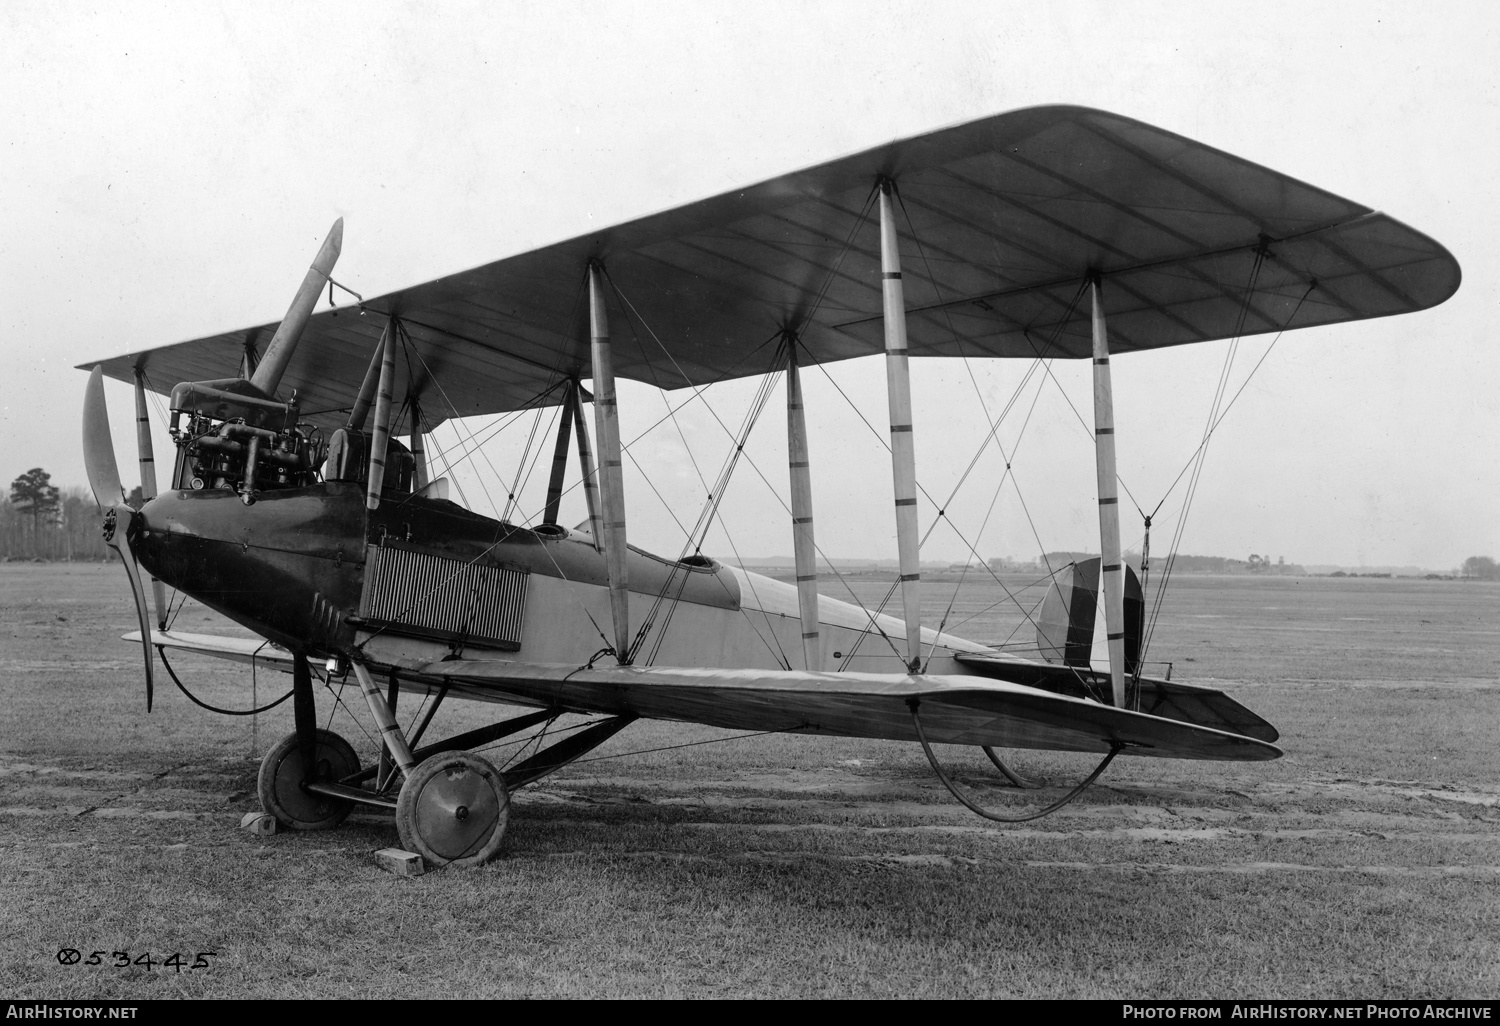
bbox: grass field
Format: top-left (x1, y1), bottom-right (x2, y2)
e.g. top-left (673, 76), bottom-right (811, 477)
top-left (2, 563), bottom-right (1498, 998)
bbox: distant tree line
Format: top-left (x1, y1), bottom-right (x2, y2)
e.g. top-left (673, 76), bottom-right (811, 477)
top-left (1022, 552), bottom-right (1304, 574)
top-left (1462, 556), bottom-right (1500, 581)
top-left (2, 468), bottom-right (118, 561)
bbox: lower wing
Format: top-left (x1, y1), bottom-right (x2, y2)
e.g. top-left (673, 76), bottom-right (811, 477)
top-left (128, 630), bottom-right (1279, 762)
top-left (419, 659), bottom-right (1281, 763)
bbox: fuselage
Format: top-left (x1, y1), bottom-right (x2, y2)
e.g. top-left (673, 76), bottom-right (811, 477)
top-left (132, 482), bottom-right (992, 675)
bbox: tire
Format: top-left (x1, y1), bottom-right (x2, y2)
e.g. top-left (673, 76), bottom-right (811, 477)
top-left (257, 729), bottom-right (360, 830)
top-left (395, 752), bottom-right (510, 867)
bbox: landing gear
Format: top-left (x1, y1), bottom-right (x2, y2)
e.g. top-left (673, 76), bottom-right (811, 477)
top-left (260, 659), bottom-right (635, 866)
top-left (258, 729), bottom-right (361, 830)
top-left (395, 752), bottom-right (510, 867)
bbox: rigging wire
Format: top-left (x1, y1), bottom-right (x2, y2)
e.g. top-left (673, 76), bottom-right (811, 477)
top-left (599, 268), bottom-right (793, 666)
top-left (408, 402), bottom-right (469, 507)
top-left (378, 309), bottom-right (789, 665)
top-left (592, 192), bottom-right (913, 666)
top-left (565, 723), bottom-right (808, 767)
top-left (1140, 246), bottom-right (1270, 659)
top-left (942, 561), bottom-right (1069, 638)
top-left (1138, 275), bottom-right (1317, 666)
top-left (501, 403), bottom-right (561, 525)
top-left (596, 267), bottom-right (907, 666)
top-left (397, 319), bottom-right (507, 517)
top-left (588, 191), bottom-right (906, 670)
top-left (320, 670), bottom-right (380, 752)
top-left (807, 326), bottom-right (1071, 662)
top-left (458, 713), bottom-right (805, 769)
top-left (913, 353), bottom-right (1057, 670)
top-left (363, 322), bottom-right (619, 659)
top-left (633, 350), bottom-right (789, 665)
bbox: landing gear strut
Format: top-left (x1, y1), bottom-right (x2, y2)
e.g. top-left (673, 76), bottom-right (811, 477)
top-left (258, 654), bottom-right (363, 830)
top-left (252, 656), bottom-right (636, 864)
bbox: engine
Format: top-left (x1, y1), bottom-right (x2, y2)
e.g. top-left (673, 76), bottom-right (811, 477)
top-left (168, 378), bottom-right (323, 502)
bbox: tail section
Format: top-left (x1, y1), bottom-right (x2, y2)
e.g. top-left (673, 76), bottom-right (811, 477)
top-left (1036, 558), bottom-right (1143, 674)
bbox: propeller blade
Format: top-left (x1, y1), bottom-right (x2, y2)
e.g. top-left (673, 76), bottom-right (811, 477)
top-left (83, 366), bottom-right (124, 509)
top-left (104, 505), bottom-right (155, 711)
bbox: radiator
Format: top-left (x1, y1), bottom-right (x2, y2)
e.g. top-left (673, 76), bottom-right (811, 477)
top-left (360, 544), bottom-right (528, 651)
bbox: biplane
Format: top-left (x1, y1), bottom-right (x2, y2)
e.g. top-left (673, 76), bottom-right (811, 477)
top-left (78, 105), bottom-right (1459, 867)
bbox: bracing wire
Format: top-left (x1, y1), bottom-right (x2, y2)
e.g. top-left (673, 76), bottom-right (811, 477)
top-left (1135, 247), bottom-right (1265, 660)
top-left (1138, 275), bottom-right (1316, 666)
top-left (596, 265), bottom-right (906, 668)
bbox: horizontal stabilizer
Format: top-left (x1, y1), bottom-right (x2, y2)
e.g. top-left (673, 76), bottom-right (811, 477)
top-left (953, 650), bottom-right (1278, 743)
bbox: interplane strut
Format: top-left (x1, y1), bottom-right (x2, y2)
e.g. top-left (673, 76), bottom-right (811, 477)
top-left (879, 180), bottom-right (924, 674)
top-left (785, 338), bottom-right (822, 671)
top-left (589, 263), bottom-right (632, 661)
top-left (1091, 279), bottom-right (1127, 707)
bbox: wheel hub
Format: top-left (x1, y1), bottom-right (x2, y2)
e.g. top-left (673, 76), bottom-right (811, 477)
top-left (400, 756), bottom-right (508, 863)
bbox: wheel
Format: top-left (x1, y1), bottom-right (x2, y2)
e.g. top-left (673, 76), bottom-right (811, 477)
top-left (395, 752), bottom-right (510, 867)
top-left (257, 729), bottom-right (361, 830)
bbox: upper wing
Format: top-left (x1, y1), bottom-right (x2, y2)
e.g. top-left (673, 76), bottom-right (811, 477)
top-left (84, 105), bottom-right (1459, 426)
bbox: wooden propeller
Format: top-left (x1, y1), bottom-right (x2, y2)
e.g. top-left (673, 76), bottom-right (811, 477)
top-left (83, 366), bottom-right (156, 710)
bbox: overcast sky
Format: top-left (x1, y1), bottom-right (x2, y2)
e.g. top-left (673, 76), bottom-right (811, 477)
top-left (3, 1), bottom-right (1495, 570)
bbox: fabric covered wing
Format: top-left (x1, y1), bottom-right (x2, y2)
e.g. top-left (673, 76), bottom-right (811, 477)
top-left (84, 105), bottom-right (1459, 427)
top-left (418, 659), bottom-right (1282, 762)
top-left (128, 630), bottom-right (297, 668)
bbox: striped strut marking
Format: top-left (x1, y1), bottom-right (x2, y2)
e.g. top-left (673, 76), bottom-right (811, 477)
top-left (883, 271), bottom-right (902, 279)
top-left (890, 424), bottom-right (913, 433)
top-left (899, 573), bottom-right (920, 582)
top-left (1096, 427), bottom-right (1114, 435)
top-left (789, 460), bottom-right (810, 469)
top-left (801, 631), bottom-right (820, 640)
top-left (795, 574), bottom-right (818, 583)
top-left (1098, 496), bottom-right (1118, 505)
top-left (791, 516), bottom-right (813, 525)
top-left (894, 497), bottom-right (917, 507)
